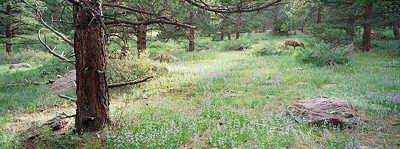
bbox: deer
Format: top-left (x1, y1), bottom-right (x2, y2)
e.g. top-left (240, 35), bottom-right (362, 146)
top-left (284, 40), bottom-right (304, 50)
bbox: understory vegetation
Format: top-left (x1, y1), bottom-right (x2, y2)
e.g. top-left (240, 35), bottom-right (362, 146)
top-left (1, 0), bottom-right (400, 148)
top-left (1, 32), bottom-right (399, 148)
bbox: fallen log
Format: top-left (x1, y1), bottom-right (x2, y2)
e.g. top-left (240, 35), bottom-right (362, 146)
top-left (20, 113), bottom-right (74, 142)
top-left (2, 80), bottom-right (55, 87)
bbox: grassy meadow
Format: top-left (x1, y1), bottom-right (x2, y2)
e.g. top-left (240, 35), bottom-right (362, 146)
top-left (0, 32), bottom-right (399, 148)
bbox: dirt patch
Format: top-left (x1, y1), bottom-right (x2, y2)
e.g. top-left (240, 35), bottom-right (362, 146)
top-left (5, 104), bottom-right (75, 131)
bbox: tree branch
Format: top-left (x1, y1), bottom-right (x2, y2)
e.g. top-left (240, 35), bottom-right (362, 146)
top-left (183, 0), bottom-right (282, 13)
top-left (103, 3), bottom-right (156, 16)
top-left (23, 0), bottom-right (74, 47)
top-left (58, 94), bottom-right (77, 102)
top-left (108, 76), bottom-right (153, 88)
top-left (38, 30), bottom-right (75, 65)
top-left (105, 18), bottom-right (196, 29)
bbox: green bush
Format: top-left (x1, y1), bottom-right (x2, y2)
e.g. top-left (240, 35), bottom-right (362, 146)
top-left (223, 40), bottom-right (251, 51)
top-left (246, 43), bottom-right (287, 56)
top-left (370, 40), bottom-right (400, 56)
top-left (296, 41), bottom-right (351, 66)
top-left (108, 50), bottom-right (166, 85)
top-left (309, 24), bottom-right (352, 46)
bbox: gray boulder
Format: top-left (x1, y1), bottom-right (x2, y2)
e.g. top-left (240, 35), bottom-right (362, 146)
top-left (287, 96), bottom-right (356, 127)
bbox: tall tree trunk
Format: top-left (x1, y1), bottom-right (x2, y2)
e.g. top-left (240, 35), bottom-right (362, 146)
top-left (317, 6), bottom-right (322, 24)
top-left (220, 30), bottom-right (224, 40)
top-left (137, 14), bottom-right (147, 58)
top-left (73, 0), bottom-right (110, 133)
top-left (189, 29), bottom-right (195, 51)
top-left (5, 4), bottom-right (12, 55)
top-left (236, 14), bottom-right (241, 40)
top-left (272, 13), bottom-right (278, 34)
top-left (227, 32), bottom-right (231, 40)
top-left (393, 23), bottom-right (399, 39)
top-left (361, 3), bottom-right (373, 52)
top-left (346, 13), bottom-right (356, 51)
top-left (188, 12), bottom-right (195, 52)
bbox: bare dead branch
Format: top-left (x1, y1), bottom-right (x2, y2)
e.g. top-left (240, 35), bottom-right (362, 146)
top-left (38, 30), bottom-right (75, 65)
top-left (23, 0), bottom-right (74, 47)
top-left (58, 94), bottom-right (77, 102)
top-left (108, 76), bottom-right (154, 88)
top-left (105, 18), bottom-right (196, 29)
top-left (103, 3), bottom-right (156, 16)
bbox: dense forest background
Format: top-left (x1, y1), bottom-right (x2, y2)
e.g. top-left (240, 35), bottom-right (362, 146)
top-left (0, 0), bottom-right (399, 148)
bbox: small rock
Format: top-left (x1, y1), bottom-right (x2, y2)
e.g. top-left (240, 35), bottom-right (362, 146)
top-left (321, 83), bottom-right (337, 88)
top-left (149, 54), bottom-right (179, 63)
top-left (295, 81), bottom-right (309, 86)
top-left (9, 63), bottom-right (31, 70)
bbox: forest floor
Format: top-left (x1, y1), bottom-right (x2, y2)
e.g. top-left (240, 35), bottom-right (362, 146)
top-left (1, 33), bottom-right (399, 148)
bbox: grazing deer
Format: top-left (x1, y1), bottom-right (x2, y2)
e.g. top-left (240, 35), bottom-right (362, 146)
top-left (284, 40), bottom-right (304, 50)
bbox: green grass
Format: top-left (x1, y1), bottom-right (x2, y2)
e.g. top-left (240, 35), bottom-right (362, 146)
top-left (1, 32), bottom-right (399, 148)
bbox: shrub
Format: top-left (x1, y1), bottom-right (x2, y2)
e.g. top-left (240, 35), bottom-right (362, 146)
top-left (370, 40), bottom-right (400, 56)
top-left (223, 40), bottom-right (251, 51)
top-left (246, 43), bottom-right (287, 56)
top-left (296, 41), bottom-right (351, 66)
top-left (309, 24), bottom-right (352, 46)
top-left (108, 50), bottom-right (166, 85)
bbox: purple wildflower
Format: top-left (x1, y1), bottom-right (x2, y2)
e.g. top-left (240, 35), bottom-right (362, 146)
top-left (387, 95), bottom-right (400, 104)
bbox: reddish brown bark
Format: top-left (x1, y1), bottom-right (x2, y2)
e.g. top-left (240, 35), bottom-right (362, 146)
top-left (137, 14), bottom-right (147, 57)
top-left (272, 14), bottom-right (278, 34)
top-left (394, 23), bottom-right (399, 39)
top-left (236, 14), bottom-right (241, 40)
top-left (346, 15), bottom-right (356, 37)
top-left (73, 0), bottom-right (110, 133)
top-left (189, 29), bottom-right (195, 51)
top-left (5, 4), bottom-right (12, 55)
top-left (188, 12), bottom-right (195, 51)
top-left (361, 3), bottom-right (372, 52)
top-left (317, 6), bottom-right (322, 24)
top-left (227, 33), bottom-right (232, 40)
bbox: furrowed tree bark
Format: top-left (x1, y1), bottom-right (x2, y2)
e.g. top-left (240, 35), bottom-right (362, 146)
top-left (227, 32), bottom-right (231, 40)
top-left (188, 11), bottom-right (195, 52)
top-left (394, 23), bottom-right (399, 39)
top-left (137, 14), bottom-right (147, 58)
top-left (5, 4), bottom-right (13, 55)
top-left (272, 13), bottom-right (278, 34)
top-left (361, 3), bottom-right (372, 52)
top-left (317, 6), bottom-right (322, 24)
top-left (73, 0), bottom-right (110, 133)
top-left (220, 30), bottom-right (224, 40)
top-left (235, 14), bottom-right (241, 40)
